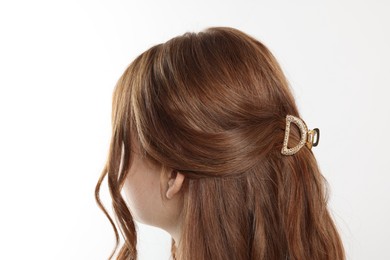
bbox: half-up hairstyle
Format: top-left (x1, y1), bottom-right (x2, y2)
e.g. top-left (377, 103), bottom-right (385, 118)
top-left (95, 27), bottom-right (345, 260)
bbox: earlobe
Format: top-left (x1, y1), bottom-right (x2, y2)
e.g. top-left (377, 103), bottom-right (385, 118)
top-left (166, 171), bottom-right (185, 199)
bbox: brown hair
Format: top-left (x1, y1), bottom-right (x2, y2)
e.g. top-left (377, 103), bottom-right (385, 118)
top-left (95, 27), bottom-right (345, 260)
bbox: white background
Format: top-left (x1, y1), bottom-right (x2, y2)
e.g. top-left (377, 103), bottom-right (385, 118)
top-left (0, 0), bottom-right (389, 259)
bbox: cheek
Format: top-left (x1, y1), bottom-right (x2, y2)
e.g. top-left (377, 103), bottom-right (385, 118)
top-left (123, 162), bottom-right (162, 226)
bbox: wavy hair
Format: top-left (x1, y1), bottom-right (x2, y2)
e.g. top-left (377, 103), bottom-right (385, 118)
top-left (95, 27), bottom-right (345, 260)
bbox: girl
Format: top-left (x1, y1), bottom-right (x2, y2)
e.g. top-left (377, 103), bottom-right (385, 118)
top-left (95, 27), bottom-right (345, 260)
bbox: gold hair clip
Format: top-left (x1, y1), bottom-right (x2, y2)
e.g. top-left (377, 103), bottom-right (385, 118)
top-left (281, 115), bottom-right (320, 156)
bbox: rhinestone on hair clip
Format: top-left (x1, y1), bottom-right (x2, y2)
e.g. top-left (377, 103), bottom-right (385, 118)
top-left (281, 115), bottom-right (320, 156)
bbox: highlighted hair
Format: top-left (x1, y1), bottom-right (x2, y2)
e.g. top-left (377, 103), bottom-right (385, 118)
top-left (95, 27), bottom-right (345, 260)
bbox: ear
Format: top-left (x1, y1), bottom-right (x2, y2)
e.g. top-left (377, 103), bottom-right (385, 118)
top-left (166, 171), bottom-right (185, 200)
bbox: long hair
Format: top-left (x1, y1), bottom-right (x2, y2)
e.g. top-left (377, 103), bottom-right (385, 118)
top-left (95, 27), bottom-right (345, 260)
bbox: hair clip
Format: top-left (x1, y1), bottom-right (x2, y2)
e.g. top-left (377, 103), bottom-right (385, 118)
top-left (281, 115), bottom-right (320, 156)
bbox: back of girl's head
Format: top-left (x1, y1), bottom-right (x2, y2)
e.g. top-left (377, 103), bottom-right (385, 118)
top-left (96, 27), bottom-right (345, 260)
